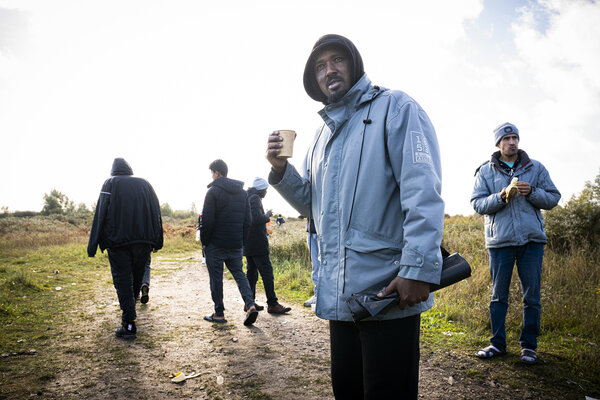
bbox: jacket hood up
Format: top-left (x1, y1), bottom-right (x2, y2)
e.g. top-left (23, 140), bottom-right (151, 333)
top-left (111, 158), bottom-right (133, 176)
top-left (303, 34), bottom-right (365, 104)
top-left (209, 177), bottom-right (245, 194)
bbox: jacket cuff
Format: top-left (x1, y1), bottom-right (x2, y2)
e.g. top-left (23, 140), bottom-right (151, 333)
top-left (495, 192), bottom-right (504, 204)
top-left (397, 247), bottom-right (442, 284)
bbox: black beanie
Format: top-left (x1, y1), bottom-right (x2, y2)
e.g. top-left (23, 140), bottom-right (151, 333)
top-left (303, 34), bottom-right (365, 104)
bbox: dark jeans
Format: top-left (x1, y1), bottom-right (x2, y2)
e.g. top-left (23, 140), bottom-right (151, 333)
top-left (107, 243), bottom-right (151, 324)
top-left (488, 242), bottom-right (544, 351)
top-left (246, 254), bottom-right (278, 305)
top-left (205, 244), bottom-right (255, 316)
top-left (329, 314), bottom-right (420, 400)
top-left (142, 254), bottom-right (151, 287)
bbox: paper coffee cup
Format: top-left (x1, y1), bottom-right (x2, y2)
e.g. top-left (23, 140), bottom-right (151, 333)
top-left (277, 130), bottom-right (295, 158)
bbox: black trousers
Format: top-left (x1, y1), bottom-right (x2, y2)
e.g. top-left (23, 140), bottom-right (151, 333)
top-left (329, 314), bottom-right (420, 400)
top-left (107, 243), bottom-right (151, 324)
top-left (245, 254), bottom-right (278, 305)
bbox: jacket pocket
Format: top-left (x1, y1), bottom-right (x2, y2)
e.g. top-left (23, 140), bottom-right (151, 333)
top-left (343, 227), bottom-right (403, 253)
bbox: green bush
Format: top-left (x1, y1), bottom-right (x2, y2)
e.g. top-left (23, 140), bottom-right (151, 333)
top-left (41, 189), bottom-right (74, 216)
top-left (545, 171), bottom-right (600, 252)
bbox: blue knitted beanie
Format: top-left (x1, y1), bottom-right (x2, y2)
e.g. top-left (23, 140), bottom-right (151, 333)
top-left (494, 122), bottom-right (519, 145)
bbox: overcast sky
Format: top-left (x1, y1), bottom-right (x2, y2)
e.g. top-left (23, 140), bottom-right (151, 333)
top-left (1, 0), bottom-right (598, 217)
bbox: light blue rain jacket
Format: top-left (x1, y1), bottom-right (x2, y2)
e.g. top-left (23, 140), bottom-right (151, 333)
top-left (273, 75), bottom-right (445, 321)
top-left (471, 151), bottom-right (560, 248)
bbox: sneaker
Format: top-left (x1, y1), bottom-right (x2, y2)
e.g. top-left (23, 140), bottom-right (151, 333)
top-left (244, 303), bottom-right (264, 312)
top-left (140, 284), bottom-right (150, 304)
top-left (243, 308), bottom-right (259, 326)
top-left (115, 322), bottom-right (137, 339)
top-left (267, 303), bottom-right (291, 314)
top-left (303, 295), bottom-right (316, 307)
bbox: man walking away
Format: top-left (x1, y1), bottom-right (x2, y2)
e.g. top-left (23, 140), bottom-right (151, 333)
top-left (201, 159), bottom-right (259, 326)
top-left (244, 177), bottom-right (291, 315)
top-left (471, 122), bottom-right (560, 364)
top-left (88, 157), bottom-right (163, 339)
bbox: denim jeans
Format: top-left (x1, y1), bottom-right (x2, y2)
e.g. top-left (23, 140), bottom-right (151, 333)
top-left (205, 244), bottom-right (255, 316)
top-left (141, 254), bottom-right (151, 287)
top-left (246, 254), bottom-right (278, 305)
top-left (488, 242), bottom-right (544, 351)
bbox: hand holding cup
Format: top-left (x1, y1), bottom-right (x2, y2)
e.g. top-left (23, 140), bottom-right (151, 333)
top-left (266, 130), bottom-right (296, 172)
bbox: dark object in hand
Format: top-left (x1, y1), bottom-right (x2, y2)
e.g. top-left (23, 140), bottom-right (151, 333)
top-left (346, 250), bottom-right (471, 322)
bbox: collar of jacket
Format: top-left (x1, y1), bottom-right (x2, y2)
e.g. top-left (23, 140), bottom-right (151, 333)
top-left (317, 74), bottom-right (382, 132)
top-left (490, 149), bottom-right (532, 176)
top-left (247, 187), bottom-right (262, 198)
top-left (207, 176), bottom-right (244, 193)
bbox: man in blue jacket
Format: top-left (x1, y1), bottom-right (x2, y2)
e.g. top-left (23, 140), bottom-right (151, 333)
top-left (471, 122), bottom-right (560, 364)
top-left (88, 158), bottom-right (163, 339)
top-left (266, 34), bottom-right (444, 399)
top-left (201, 159), bottom-right (259, 326)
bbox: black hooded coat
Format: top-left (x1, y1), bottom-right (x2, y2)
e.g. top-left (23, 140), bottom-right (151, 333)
top-left (87, 158), bottom-right (163, 257)
top-left (243, 187), bottom-right (271, 256)
top-left (200, 177), bottom-right (251, 249)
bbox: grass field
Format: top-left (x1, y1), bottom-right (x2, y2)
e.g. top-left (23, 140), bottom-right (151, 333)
top-left (0, 214), bottom-right (598, 398)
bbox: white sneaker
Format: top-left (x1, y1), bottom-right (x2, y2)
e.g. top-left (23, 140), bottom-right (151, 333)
top-left (303, 295), bottom-right (316, 307)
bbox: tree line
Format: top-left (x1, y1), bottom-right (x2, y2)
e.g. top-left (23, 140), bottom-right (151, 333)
top-left (2, 170), bottom-right (599, 255)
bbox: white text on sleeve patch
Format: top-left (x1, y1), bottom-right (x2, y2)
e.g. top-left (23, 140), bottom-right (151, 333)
top-left (411, 131), bottom-right (432, 164)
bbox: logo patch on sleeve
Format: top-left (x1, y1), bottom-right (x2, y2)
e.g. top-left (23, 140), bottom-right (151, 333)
top-left (411, 131), bottom-right (432, 164)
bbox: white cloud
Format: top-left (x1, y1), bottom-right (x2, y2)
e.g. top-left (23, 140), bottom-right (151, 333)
top-left (0, 0), bottom-right (598, 217)
top-left (509, 0), bottom-right (600, 202)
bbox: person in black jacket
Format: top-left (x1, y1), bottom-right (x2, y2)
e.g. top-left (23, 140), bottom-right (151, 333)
top-left (201, 159), bottom-right (259, 326)
top-left (88, 158), bottom-right (163, 339)
top-left (244, 178), bottom-right (291, 314)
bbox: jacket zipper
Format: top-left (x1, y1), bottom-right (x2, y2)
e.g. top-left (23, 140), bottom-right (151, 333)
top-left (341, 90), bottom-right (378, 294)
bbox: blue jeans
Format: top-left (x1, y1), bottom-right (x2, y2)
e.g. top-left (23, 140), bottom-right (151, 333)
top-left (205, 244), bottom-right (255, 316)
top-left (488, 242), bottom-right (544, 351)
top-left (142, 254), bottom-right (151, 287)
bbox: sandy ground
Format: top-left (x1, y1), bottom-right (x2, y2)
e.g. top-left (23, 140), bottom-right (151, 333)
top-left (37, 252), bottom-right (550, 399)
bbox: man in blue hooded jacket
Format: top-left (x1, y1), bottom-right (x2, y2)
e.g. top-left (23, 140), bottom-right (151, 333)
top-left (472, 122), bottom-right (560, 364)
top-left (266, 34), bottom-right (444, 399)
top-left (88, 157), bottom-right (163, 339)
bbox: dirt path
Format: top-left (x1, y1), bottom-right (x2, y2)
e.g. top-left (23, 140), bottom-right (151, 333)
top-left (40, 252), bottom-right (546, 399)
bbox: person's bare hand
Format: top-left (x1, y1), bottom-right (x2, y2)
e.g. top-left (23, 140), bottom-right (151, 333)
top-left (500, 187), bottom-right (507, 201)
top-left (500, 186), bottom-right (517, 201)
top-left (266, 131), bottom-right (288, 172)
top-left (377, 277), bottom-right (430, 309)
top-left (515, 181), bottom-right (531, 196)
